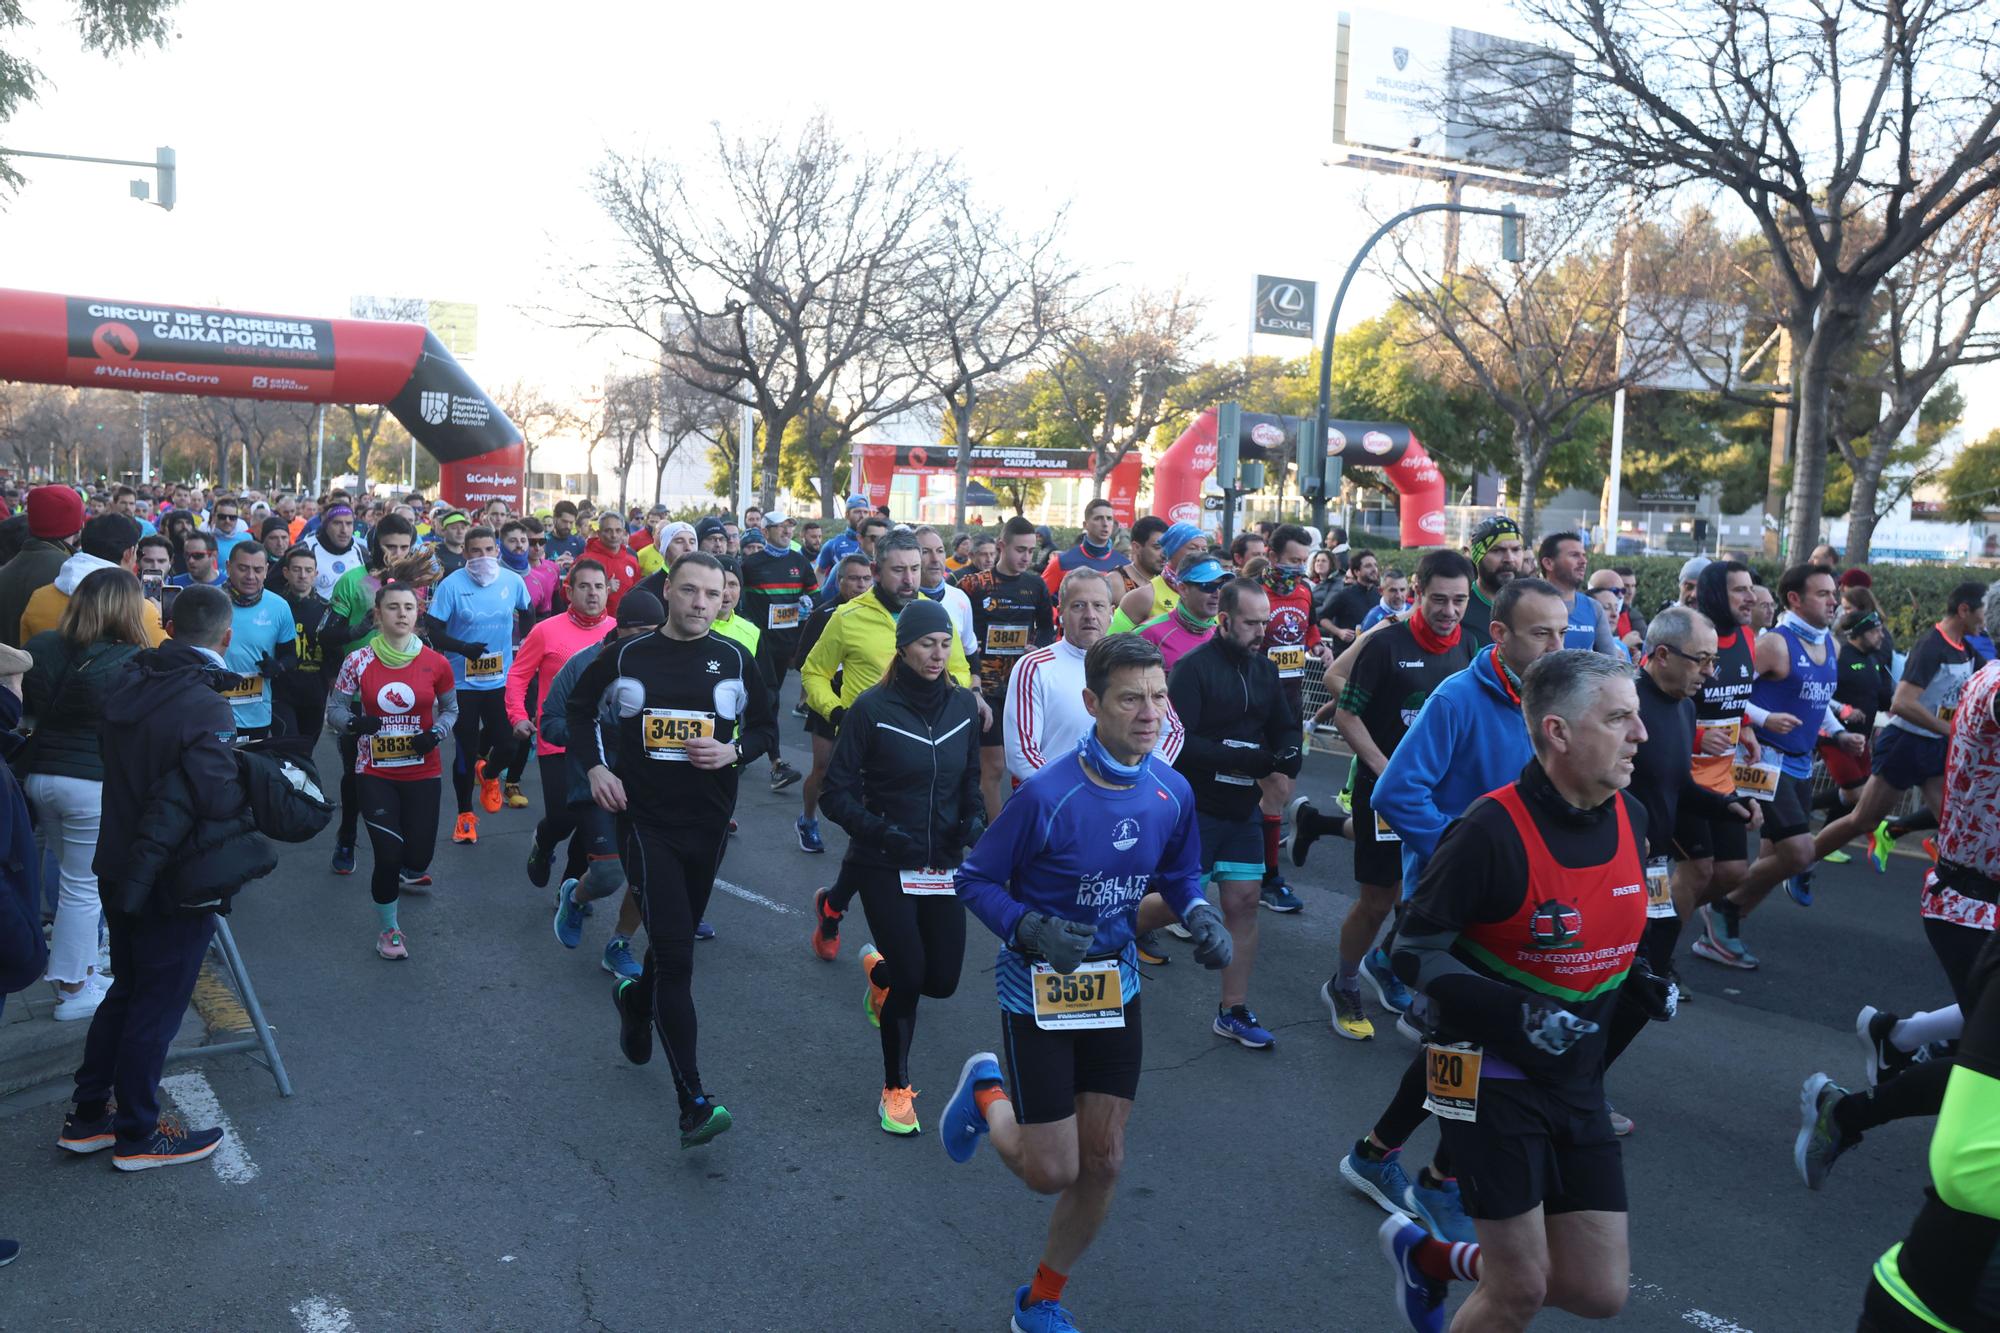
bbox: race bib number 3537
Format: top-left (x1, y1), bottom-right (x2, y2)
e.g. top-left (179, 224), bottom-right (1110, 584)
top-left (1031, 959), bottom-right (1123, 1031)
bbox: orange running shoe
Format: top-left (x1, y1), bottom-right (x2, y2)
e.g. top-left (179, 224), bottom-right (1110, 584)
top-left (810, 887), bottom-right (842, 961)
top-left (878, 1084), bottom-right (920, 1136)
top-left (453, 811), bottom-right (479, 844)
top-left (504, 781), bottom-right (529, 809)
top-left (860, 943), bottom-right (888, 1029)
top-left (475, 759), bottom-right (503, 814)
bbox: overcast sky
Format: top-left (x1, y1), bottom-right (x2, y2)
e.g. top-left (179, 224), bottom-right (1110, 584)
top-left (2, 0), bottom-right (1993, 442)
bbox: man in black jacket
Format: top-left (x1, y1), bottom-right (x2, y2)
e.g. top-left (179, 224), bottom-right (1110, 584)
top-left (58, 585), bottom-right (260, 1172)
top-left (0, 642), bottom-right (41, 1264)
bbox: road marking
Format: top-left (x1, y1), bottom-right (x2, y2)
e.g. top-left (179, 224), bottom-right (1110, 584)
top-left (159, 1070), bottom-right (258, 1184)
top-left (1682, 1313), bottom-right (1755, 1332)
top-left (291, 1297), bottom-right (354, 1332)
top-left (715, 878), bottom-right (795, 915)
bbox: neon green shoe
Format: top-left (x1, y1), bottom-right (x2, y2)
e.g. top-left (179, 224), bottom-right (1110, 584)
top-left (860, 944), bottom-right (887, 1029)
top-left (878, 1085), bottom-right (920, 1135)
top-left (1824, 849), bottom-right (1851, 864)
top-left (1870, 821), bottom-right (1896, 873)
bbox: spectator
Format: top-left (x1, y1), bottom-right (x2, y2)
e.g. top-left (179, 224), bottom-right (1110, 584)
top-left (0, 486), bottom-right (85, 650)
top-left (21, 513), bottom-right (164, 648)
top-left (0, 634), bottom-right (39, 1265)
top-left (1321, 548), bottom-right (1382, 645)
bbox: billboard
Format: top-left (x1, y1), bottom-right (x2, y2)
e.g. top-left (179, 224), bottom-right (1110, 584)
top-left (1253, 276), bottom-right (1316, 339)
top-left (1336, 9), bottom-right (1573, 180)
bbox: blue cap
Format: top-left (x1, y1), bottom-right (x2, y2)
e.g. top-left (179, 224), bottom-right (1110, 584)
top-left (845, 494), bottom-right (870, 511)
top-left (1179, 557), bottom-right (1229, 587)
top-left (1160, 522), bottom-right (1204, 560)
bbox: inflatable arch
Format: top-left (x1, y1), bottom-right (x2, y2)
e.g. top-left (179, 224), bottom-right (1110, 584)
top-left (1152, 407), bottom-right (1447, 547)
top-left (0, 288), bottom-right (523, 507)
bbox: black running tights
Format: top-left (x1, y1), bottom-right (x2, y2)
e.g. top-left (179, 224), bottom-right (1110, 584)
top-left (450, 688), bottom-right (514, 814)
top-left (359, 775), bottom-right (440, 905)
top-left (848, 862), bottom-right (966, 1088)
top-left (622, 818), bottom-right (723, 1112)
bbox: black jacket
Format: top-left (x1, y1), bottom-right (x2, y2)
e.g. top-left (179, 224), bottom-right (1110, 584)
top-left (0, 688), bottom-right (46, 995)
top-left (0, 537), bottom-right (70, 650)
top-left (94, 640), bottom-right (274, 917)
top-left (1169, 635), bottom-right (1304, 821)
top-left (821, 670), bottom-right (982, 870)
top-left (21, 632), bottom-right (143, 784)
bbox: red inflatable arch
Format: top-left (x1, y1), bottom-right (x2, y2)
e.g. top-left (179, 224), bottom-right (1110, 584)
top-left (1152, 407), bottom-right (1447, 547)
top-left (0, 288), bottom-right (523, 508)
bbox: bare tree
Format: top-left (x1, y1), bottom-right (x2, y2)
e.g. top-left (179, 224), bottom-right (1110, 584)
top-left (599, 373), bottom-right (656, 514)
top-left (338, 405), bottom-right (390, 493)
top-left (1045, 287), bottom-right (1203, 494)
top-left (0, 385), bottom-right (87, 478)
top-left (571, 116), bottom-right (950, 515)
top-left (1472, 0), bottom-right (2000, 556)
top-left (652, 349), bottom-right (732, 505)
top-left (491, 379), bottom-right (576, 480)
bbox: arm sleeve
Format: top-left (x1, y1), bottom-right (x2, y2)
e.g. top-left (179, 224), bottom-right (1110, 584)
top-left (324, 688), bottom-right (358, 735)
top-left (800, 614), bottom-right (843, 718)
top-left (1372, 695), bottom-right (1460, 864)
top-left (567, 641), bottom-right (622, 771)
top-left (954, 786), bottom-right (1043, 944)
top-left (504, 625), bottom-right (542, 726)
top-left (431, 672), bottom-right (460, 739)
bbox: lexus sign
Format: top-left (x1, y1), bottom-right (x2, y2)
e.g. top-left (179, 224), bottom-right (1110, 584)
top-left (1253, 276), bottom-right (1316, 339)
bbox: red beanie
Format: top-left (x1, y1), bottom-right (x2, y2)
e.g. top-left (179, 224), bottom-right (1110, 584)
top-left (1837, 568), bottom-right (1872, 589)
top-left (25, 486), bottom-right (84, 541)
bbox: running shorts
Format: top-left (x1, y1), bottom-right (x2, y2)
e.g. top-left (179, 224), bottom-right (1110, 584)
top-left (979, 694), bottom-right (1007, 748)
top-left (807, 707), bottom-right (837, 742)
top-left (1818, 734), bottom-right (1872, 789)
top-left (1436, 1077), bottom-right (1626, 1222)
top-left (999, 996), bottom-right (1144, 1124)
top-left (1873, 727), bottom-right (1948, 791)
top-left (1762, 770), bottom-right (1815, 842)
top-left (1351, 768), bottom-right (1402, 887)
top-left (1672, 802), bottom-right (1749, 864)
top-left (1197, 812), bottom-right (1265, 884)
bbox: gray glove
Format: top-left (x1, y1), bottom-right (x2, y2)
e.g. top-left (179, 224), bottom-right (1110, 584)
top-left (1015, 910), bottom-right (1097, 975)
top-left (1181, 902), bottom-right (1233, 970)
top-left (1521, 1003), bottom-right (1599, 1057)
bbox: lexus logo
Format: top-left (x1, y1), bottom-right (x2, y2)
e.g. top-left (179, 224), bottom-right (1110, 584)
top-left (1269, 284), bottom-right (1307, 316)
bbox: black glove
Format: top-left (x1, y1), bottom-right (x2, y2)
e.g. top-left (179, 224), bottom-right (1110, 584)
top-left (209, 669), bottom-right (249, 695)
top-left (829, 706), bottom-right (846, 730)
top-left (1181, 902), bottom-right (1233, 970)
top-left (1015, 910), bottom-right (1097, 974)
top-left (1521, 1002), bottom-right (1599, 1057)
top-left (346, 714), bottom-right (383, 737)
top-left (410, 730), bottom-right (441, 756)
top-left (1230, 746), bottom-right (1276, 780)
top-left (255, 655), bottom-right (280, 678)
top-left (1625, 954), bottom-right (1678, 1022)
top-left (879, 825), bottom-right (925, 865)
top-left (955, 814), bottom-right (987, 853)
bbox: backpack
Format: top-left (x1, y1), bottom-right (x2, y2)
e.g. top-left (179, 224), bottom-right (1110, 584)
top-left (235, 739), bottom-right (335, 844)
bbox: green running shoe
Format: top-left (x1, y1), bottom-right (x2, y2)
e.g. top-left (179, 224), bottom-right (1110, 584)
top-left (1870, 821), bottom-right (1896, 873)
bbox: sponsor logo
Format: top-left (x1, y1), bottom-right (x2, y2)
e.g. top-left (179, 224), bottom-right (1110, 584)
top-left (1111, 818), bottom-right (1139, 851)
top-left (1168, 501), bottom-right (1200, 524)
top-left (1268, 284), bottom-right (1308, 316)
top-left (419, 390), bottom-right (450, 425)
top-left (376, 681), bottom-right (416, 714)
top-left (1393, 46), bottom-right (1409, 70)
top-left (91, 322), bottom-right (139, 362)
top-left (1362, 429), bottom-right (1395, 455)
top-left (705, 659), bottom-right (721, 674)
top-left (1527, 899), bottom-right (1583, 949)
top-left (251, 374), bottom-right (310, 393)
top-left (1418, 510), bottom-right (1447, 535)
top-left (1611, 882), bottom-right (1643, 897)
top-left (1250, 421), bottom-right (1284, 448)
top-left (1328, 427), bottom-right (1348, 450)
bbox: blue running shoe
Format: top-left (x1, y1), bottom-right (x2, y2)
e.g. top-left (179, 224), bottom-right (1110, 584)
top-left (1362, 948), bottom-right (1413, 1015)
top-left (330, 842), bottom-right (355, 876)
top-left (602, 935), bottom-right (642, 980)
top-left (1379, 1215), bottom-right (1446, 1333)
top-left (1011, 1284), bottom-right (1081, 1333)
top-left (1785, 870), bottom-right (1815, 907)
top-left (553, 879), bottom-right (586, 950)
top-left (1213, 1004), bottom-right (1275, 1049)
top-left (941, 1051), bottom-right (1003, 1164)
top-left (1340, 1142), bottom-right (1414, 1216)
top-left (1405, 1173), bottom-right (1477, 1245)
top-left (796, 816), bottom-right (825, 854)
top-left (695, 920), bottom-right (716, 941)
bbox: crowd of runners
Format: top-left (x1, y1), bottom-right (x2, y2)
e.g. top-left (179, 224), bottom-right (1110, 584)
top-left (0, 476), bottom-right (1993, 1330)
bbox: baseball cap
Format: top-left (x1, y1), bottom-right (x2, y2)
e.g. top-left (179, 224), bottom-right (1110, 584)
top-left (845, 494), bottom-right (870, 512)
top-left (763, 510), bottom-right (789, 526)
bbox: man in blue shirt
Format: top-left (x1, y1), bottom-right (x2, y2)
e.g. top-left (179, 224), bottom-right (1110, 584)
top-left (167, 533), bottom-right (226, 589)
top-left (207, 498), bottom-right (253, 562)
top-left (219, 543), bottom-right (298, 741)
top-left (938, 633), bottom-right (1232, 1333)
top-left (424, 525), bottom-right (533, 843)
top-left (814, 494), bottom-right (874, 580)
top-left (1536, 531), bottom-right (1622, 656)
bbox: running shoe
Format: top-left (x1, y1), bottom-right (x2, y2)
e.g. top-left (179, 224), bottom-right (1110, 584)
top-left (1339, 1142), bottom-right (1414, 1216)
top-left (1824, 849), bottom-right (1852, 864)
top-left (1870, 820), bottom-right (1896, 873)
top-left (1607, 1105), bottom-right (1634, 1137)
top-left (1379, 1215), bottom-right (1447, 1333)
top-left (1361, 948), bottom-right (1413, 1015)
top-left (770, 760), bottom-right (803, 792)
top-left (791, 700), bottom-right (809, 720)
top-left (452, 812), bottom-right (478, 845)
top-left (1857, 1006), bottom-right (1913, 1088)
top-left (525, 839), bottom-right (553, 889)
top-left (878, 1085), bottom-right (920, 1136)
top-left (695, 920), bottom-right (715, 941)
top-left (1010, 1284), bottom-right (1081, 1333)
top-left (1322, 979), bottom-right (1375, 1041)
top-left (1784, 870), bottom-right (1814, 907)
top-left (614, 976), bottom-right (651, 1065)
top-left (399, 871), bottom-right (432, 891)
top-left (796, 816), bottom-right (825, 855)
top-left (0, 1240), bottom-right (17, 1267)
top-left (56, 1102), bottom-right (116, 1154)
top-left (1259, 877), bottom-right (1304, 913)
top-left (1669, 965), bottom-right (1693, 1003)
top-left (376, 930), bottom-right (408, 960)
top-left (1795, 1072), bottom-right (1853, 1190)
top-left (553, 879), bottom-right (587, 950)
top-left (810, 888), bottom-right (842, 961)
top-left (1404, 1173), bottom-right (1476, 1244)
top-left (475, 759), bottom-right (503, 814)
top-left (330, 842), bottom-right (356, 875)
top-left (1164, 921), bottom-right (1193, 940)
top-left (112, 1115), bottom-right (223, 1173)
top-left (1395, 1012), bottom-right (1426, 1045)
top-left (1924, 836), bottom-right (1940, 863)
top-left (1213, 1004), bottom-right (1275, 1049)
top-left (1691, 903), bottom-right (1758, 970)
top-left (50, 974), bottom-right (108, 1022)
top-left (679, 1097), bottom-right (732, 1149)
top-left (1134, 930), bottom-right (1170, 966)
top-left (503, 781), bottom-right (529, 809)
top-left (941, 1052), bottom-right (1003, 1164)
top-left (728, 819), bottom-right (738, 834)
top-left (860, 944), bottom-right (888, 1029)
top-left (1287, 796), bottom-right (1328, 868)
top-left (602, 935), bottom-right (642, 980)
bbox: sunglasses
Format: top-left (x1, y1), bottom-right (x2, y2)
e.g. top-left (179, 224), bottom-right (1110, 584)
top-left (529, 537), bottom-right (547, 545)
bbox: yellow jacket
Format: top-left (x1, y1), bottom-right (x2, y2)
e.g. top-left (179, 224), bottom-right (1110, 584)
top-left (20, 583), bottom-right (167, 648)
top-left (801, 591), bottom-right (972, 717)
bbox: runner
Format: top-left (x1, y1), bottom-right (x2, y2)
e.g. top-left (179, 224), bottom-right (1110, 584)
top-left (936, 633), bottom-right (1233, 1333)
top-left (425, 526), bottom-right (533, 846)
top-left (1040, 498), bottom-right (1131, 598)
top-left (1672, 560), bottom-right (1761, 971)
top-left (568, 551), bottom-right (777, 1150)
top-left (795, 553), bottom-right (875, 864)
top-left (327, 581), bottom-right (458, 959)
top-left (582, 511), bottom-right (644, 614)
top-left (509, 560), bottom-right (613, 892)
top-left (814, 494), bottom-right (876, 583)
top-left (1813, 604), bottom-right (1896, 830)
top-left (955, 516), bottom-right (1056, 821)
top-left (1135, 551), bottom-right (1229, 672)
top-left (1378, 649), bottom-right (1653, 1333)
top-left (1253, 525), bottom-right (1329, 913)
top-left (165, 532), bottom-right (223, 589)
top-left (738, 510), bottom-right (814, 793)
top-left (1169, 577), bottom-right (1303, 1049)
top-left (1109, 521), bottom-right (1205, 633)
top-left (1459, 516), bottom-right (1523, 653)
top-left (1534, 530), bottom-right (1622, 655)
top-left (302, 502), bottom-right (368, 598)
top-left (271, 544), bottom-right (365, 743)
top-left (913, 525), bottom-right (978, 663)
top-left (1301, 550), bottom-right (1476, 1042)
top-left (218, 543), bottom-right (296, 744)
top-left (818, 598), bottom-right (983, 1135)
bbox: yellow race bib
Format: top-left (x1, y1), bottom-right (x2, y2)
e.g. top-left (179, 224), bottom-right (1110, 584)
top-left (1645, 855), bottom-right (1675, 919)
top-left (221, 674), bottom-right (262, 704)
top-left (643, 708), bottom-right (715, 761)
top-left (1267, 644), bottom-right (1306, 678)
top-left (768, 603), bottom-right (800, 630)
top-left (1423, 1042), bottom-right (1483, 1122)
top-left (370, 723), bottom-right (424, 768)
top-left (1733, 760), bottom-right (1780, 801)
top-left (466, 653), bottom-right (504, 683)
top-left (985, 623), bottom-right (1029, 654)
top-left (1031, 959), bottom-right (1124, 1031)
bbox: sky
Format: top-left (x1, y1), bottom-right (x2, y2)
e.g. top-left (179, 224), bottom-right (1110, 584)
top-left (1, 0), bottom-right (1994, 446)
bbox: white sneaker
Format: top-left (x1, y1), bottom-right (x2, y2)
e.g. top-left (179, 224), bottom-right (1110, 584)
top-left (51, 974), bottom-right (110, 1023)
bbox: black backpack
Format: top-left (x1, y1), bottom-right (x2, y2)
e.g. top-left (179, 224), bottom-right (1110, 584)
top-left (235, 738), bottom-right (334, 844)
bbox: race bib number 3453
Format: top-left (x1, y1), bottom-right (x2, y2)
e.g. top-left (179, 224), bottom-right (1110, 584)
top-left (643, 709), bottom-right (714, 761)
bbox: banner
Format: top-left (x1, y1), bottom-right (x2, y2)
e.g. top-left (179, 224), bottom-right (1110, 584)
top-left (1253, 277), bottom-right (1316, 339)
top-left (854, 444), bottom-right (1144, 526)
top-left (66, 297), bottom-right (337, 397)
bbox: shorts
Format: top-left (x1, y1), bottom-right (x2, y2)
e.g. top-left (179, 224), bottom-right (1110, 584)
top-left (1435, 1077), bottom-right (1626, 1221)
top-left (1762, 769), bottom-right (1815, 842)
top-left (807, 708), bottom-right (837, 742)
top-left (1818, 735), bottom-right (1872, 788)
top-left (999, 996), bottom-right (1144, 1124)
top-left (1873, 726), bottom-right (1948, 791)
top-left (980, 695), bottom-right (1007, 748)
top-left (1198, 811), bottom-right (1265, 884)
top-left (1672, 800), bottom-right (1749, 864)
top-left (1351, 770), bottom-right (1402, 887)
top-left (574, 799), bottom-right (618, 859)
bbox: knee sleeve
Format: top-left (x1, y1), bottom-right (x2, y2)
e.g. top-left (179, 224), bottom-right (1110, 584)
top-left (578, 856), bottom-right (625, 901)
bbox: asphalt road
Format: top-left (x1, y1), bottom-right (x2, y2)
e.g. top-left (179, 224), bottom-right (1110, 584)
top-left (0, 683), bottom-right (1949, 1332)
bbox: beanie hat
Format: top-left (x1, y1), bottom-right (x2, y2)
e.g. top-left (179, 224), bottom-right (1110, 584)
top-left (615, 590), bottom-right (667, 628)
top-left (1679, 555), bottom-right (1713, 584)
top-left (26, 485), bottom-right (84, 541)
top-left (1160, 522), bottom-right (1204, 561)
top-left (895, 596), bottom-right (954, 648)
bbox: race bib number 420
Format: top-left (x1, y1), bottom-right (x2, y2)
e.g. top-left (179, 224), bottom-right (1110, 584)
top-left (1031, 959), bottom-right (1123, 1031)
top-left (642, 709), bottom-right (714, 761)
top-left (1423, 1041), bottom-right (1483, 1122)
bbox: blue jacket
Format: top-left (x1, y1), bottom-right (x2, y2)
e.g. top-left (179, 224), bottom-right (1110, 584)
top-left (1372, 645), bottom-right (1534, 893)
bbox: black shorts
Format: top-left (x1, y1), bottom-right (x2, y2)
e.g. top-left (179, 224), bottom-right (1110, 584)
top-left (1351, 770), bottom-right (1402, 887)
top-left (1000, 996), bottom-right (1144, 1124)
top-left (1436, 1077), bottom-right (1626, 1221)
top-left (1198, 812), bottom-right (1265, 883)
top-left (1672, 800), bottom-right (1749, 864)
top-left (1762, 769), bottom-right (1814, 842)
top-left (980, 695), bottom-right (1007, 749)
top-left (1873, 726), bottom-right (1948, 790)
top-left (807, 707), bottom-right (837, 742)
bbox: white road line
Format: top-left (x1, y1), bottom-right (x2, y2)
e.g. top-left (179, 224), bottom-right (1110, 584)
top-left (290, 1297), bottom-right (355, 1332)
top-left (158, 1070), bottom-right (259, 1184)
top-left (1682, 1310), bottom-right (1756, 1332)
top-left (715, 878), bottom-right (795, 915)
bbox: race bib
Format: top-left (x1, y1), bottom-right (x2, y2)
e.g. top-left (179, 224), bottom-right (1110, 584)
top-left (1423, 1041), bottom-right (1483, 1122)
top-left (370, 721), bottom-right (424, 769)
top-left (466, 653), bottom-right (504, 683)
top-left (899, 867), bottom-right (956, 896)
top-left (1645, 855), bottom-right (1675, 919)
top-left (1267, 644), bottom-right (1306, 678)
top-left (221, 674), bottom-right (262, 705)
top-left (768, 603), bottom-right (800, 630)
top-left (1373, 811), bottom-right (1401, 843)
top-left (1701, 718), bottom-right (1741, 751)
top-left (985, 623), bottom-right (1029, 655)
top-left (1030, 959), bottom-right (1124, 1031)
top-left (1733, 760), bottom-right (1780, 801)
top-left (642, 708), bottom-right (715, 761)
top-left (1217, 737), bottom-right (1259, 786)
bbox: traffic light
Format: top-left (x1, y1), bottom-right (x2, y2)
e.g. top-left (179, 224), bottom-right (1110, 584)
top-left (154, 146), bottom-right (176, 211)
top-left (1500, 204), bottom-right (1523, 263)
top-left (1296, 411), bottom-right (1325, 501)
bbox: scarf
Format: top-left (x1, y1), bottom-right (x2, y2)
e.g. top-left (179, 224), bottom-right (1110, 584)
top-left (1780, 610), bottom-right (1829, 646)
top-left (1079, 727), bottom-right (1148, 785)
top-left (1487, 645), bottom-right (1523, 708)
top-left (1409, 613), bottom-right (1462, 655)
top-left (1261, 564), bottom-right (1301, 598)
top-left (568, 606), bottom-right (608, 631)
top-left (467, 556), bottom-right (500, 587)
top-left (500, 548), bottom-right (530, 573)
top-left (369, 631), bottom-right (420, 669)
top-left (1172, 601), bottom-right (1217, 632)
top-left (1079, 535), bottom-right (1112, 559)
top-left (891, 660), bottom-right (953, 719)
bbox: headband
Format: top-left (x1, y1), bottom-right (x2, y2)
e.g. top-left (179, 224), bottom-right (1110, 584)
top-left (323, 505), bottom-right (354, 520)
top-left (1468, 515), bottom-right (1521, 565)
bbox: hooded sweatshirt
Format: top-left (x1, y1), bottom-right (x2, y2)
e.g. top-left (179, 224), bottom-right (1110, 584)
top-left (1371, 644), bottom-right (1535, 894)
top-left (582, 536), bottom-right (643, 614)
top-left (19, 552), bottom-right (166, 647)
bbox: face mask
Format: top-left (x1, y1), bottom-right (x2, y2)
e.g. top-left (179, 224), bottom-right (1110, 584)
top-left (467, 556), bottom-right (500, 587)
